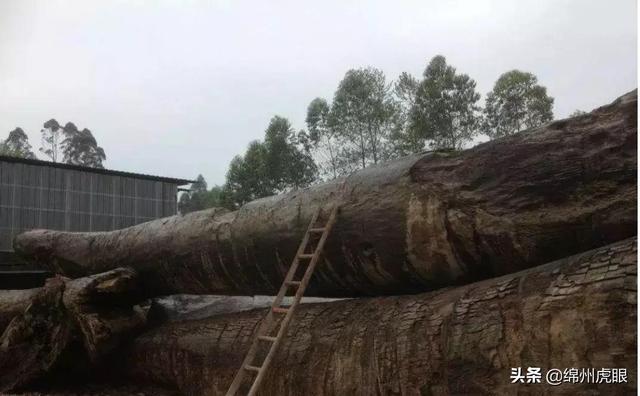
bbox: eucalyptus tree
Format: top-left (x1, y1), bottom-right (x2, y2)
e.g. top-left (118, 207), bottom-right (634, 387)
top-left (1, 127), bottom-right (36, 158)
top-left (40, 118), bottom-right (62, 162)
top-left (389, 71), bottom-right (421, 155)
top-left (329, 67), bottom-right (397, 169)
top-left (410, 55), bottom-right (481, 150)
top-left (61, 122), bottom-right (106, 168)
top-left (483, 70), bottom-right (554, 138)
top-left (222, 116), bottom-right (317, 209)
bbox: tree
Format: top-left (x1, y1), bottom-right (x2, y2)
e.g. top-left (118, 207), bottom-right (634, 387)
top-left (221, 142), bottom-right (270, 210)
top-left (409, 56), bottom-right (481, 150)
top-left (222, 117), bottom-right (317, 209)
top-left (389, 72), bottom-right (422, 156)
top-left (40, 119), bottom-right (62, 162)
top-left (263, 116), bottom-right (316, 190)
top-left (220, 156), bottom-right (248, 210)
top-left (287, 130), bottom-right (319, 188)
top-left (39, 119), bottom-right (106, 167)
top-left (305, 98), bottom-right (346, 180)
top-left (1, 128), bottom-right (36, 159)
top-left (242, 140), bottom-right (271, 195)
top-left (0, 143), bottom-right (12, 157)
top-left (61, 123), bottom-right (106, 168)
top-left (570, 109), bottom-right (587, 117)
top-left (178, 175), bottom-right (223, 214)
top-left (185, 175), bottom-right (207, 213)
top-left (329, 67), bottom-right (397, 169)
top-left (482, 70), bottom-right (554, 138)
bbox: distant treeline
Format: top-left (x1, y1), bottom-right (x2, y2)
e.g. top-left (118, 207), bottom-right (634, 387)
top-left (0, 56), bottom-right (565, 215)
top-left (1, 118), bottom-right (106, 168)
top-left (180, 55), bottom-right (563, 214)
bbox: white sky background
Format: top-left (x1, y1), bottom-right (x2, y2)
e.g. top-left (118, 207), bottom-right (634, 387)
top-left (0, 0), bottom-right (636, 186)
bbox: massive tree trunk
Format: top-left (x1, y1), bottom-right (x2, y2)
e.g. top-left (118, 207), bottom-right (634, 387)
top-left (121, 238), bottom-right (637, 396)
top-left (15, 90), bottom-right (638, 297)
top-left (0, 268), bottom-right (146, 392)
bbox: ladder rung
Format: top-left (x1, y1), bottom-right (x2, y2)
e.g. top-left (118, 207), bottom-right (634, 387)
top-left (258, 335), bottom-right (277, 342)
top-left (298, 253), bottom-right (315, 259)
top-left (244, 365), bottom-right (261, 372)
top-left (272, 307), bottom-right (289, 314)
top-left (308, 227), bottom-right (326, 233)
top-left (285, 281), bottom-right (301, 287)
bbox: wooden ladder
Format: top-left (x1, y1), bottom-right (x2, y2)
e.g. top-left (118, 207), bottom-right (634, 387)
top-left (225, 201), bottom-right (341, 396)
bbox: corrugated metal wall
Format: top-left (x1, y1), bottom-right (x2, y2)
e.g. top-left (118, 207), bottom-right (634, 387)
top-left (0, 160), bottom-right (178, 252)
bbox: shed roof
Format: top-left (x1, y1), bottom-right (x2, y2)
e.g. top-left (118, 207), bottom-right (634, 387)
top-left (0, 155), bottom-right (194, 185)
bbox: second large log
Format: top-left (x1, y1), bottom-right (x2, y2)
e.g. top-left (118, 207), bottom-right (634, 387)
top-left (121, 238), bottom-right (637, 396)
top-left (15, 90), bottom-right (638, 297)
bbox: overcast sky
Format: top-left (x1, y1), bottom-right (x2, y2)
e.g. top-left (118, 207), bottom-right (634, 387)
top-left (0, 0), bottom-right (636, 186)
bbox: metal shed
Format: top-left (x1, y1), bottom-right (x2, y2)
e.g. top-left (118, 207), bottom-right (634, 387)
top-left (0, 155), bottom-right (192, 264)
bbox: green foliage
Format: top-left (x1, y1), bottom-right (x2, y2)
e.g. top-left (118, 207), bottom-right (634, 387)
top-left (409, 55), bottom-right (481, 150)
top-left (39, 119), bottom-right (107, 167)
top-left (0, 142), bottom-right (12, 156)
top-left (220, 155), bottom-right (253, 209)
top-left (221, 142), bottom-right (271, 209)
top-left (264, 116), bottom-right (317, 190)
top-left (569, 110), bottom-right (587, 117)
top-left (61, 122), bottom-right (106, 168)
top-left (242, 140), bottom-right (271, 196)
top-left (482, 70), bottom-right (554, 138)
top-left (306, 98), bottom-right (343, 179)
top-left (1, 127), bottom-right (36, 159)
top-left (305, 68), bottom-right (400, 179)
top-left (213, 57), bottom-right (554, 209)
top-left (305, 98), bottom-right (358, 179)
top-left (40, 119), bottom-right (62, 162)
top-left (178, 175), bottom-right (224, 214)
top-left (221, 116), bottom-right (317, 209)
top-left (390, 72), bottom-right (421, 156)
top-left (329, 67), bottom-right (397, 169)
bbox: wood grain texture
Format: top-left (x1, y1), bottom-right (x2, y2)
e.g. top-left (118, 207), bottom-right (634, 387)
top-left (122, 238), bottom-right (637, 396)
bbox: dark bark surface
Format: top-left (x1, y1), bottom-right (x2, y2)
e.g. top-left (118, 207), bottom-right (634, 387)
top-left (0, 288), bottom-right (40, 330)
top-left (15, 90), bottom-right (637, 297)
top-left (120, 238), bottom-right (637, 396)
top-left (0, 269), bottom-right (146, 392)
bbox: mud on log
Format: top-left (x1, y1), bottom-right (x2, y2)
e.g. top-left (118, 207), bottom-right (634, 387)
top-left (0, 268), bottom-right (145, 392)
top-left (15, 90), bottom-right (638, 297)
top-left (122, 238), bottom-right (637, 396)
